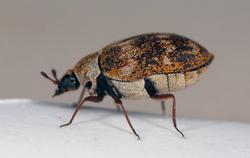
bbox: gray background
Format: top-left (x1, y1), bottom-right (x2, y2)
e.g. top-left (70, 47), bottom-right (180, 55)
top-left (0, 0), bottom-right (249, 122)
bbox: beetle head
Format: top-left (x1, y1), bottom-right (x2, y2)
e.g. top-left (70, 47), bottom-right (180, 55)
top-left (40, 69), bottom-right (80, 97)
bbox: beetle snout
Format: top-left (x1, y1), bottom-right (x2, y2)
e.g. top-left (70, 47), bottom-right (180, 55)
top-left (52, 87), bottom-right (64, 97)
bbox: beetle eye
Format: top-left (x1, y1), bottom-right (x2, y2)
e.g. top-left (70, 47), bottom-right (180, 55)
top-left (70, 78), bottom-right (76, 84)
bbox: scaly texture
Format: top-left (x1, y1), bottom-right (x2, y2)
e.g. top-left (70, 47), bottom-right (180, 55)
top-left (99, 33), bottom-right (214, 81)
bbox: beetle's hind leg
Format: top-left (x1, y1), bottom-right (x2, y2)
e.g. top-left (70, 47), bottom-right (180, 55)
top-left (152, 94), bottom-right (184, 137)
top-left (161, 101), bottom-right (166, 115)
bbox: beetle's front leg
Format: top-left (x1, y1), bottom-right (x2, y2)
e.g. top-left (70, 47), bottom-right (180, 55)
top-left (151, 94), bottom-right (184, 137)
top-left (72, 87), bottom-right (86, 108)
top-left (60, 95), bottom-right (104, 127)
top-left (72, 89), bottom-right (121, 112)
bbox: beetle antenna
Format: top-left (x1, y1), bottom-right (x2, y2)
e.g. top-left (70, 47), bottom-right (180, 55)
top-left (51, 69), bottom-right (59, 83)
top-left (40, 70), bottom-right (60, 85)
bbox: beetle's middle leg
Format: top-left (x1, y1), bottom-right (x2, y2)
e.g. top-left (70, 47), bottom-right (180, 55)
top-left (151, 94), bottom-right (184, 137)
top-left (72, 87), bottom-right (121, 111)
top-left (114, 99), bottom-right (140, 140)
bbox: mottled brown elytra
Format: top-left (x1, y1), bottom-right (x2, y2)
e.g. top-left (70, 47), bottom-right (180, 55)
top-left (41, 33), bottom-right (214, 139)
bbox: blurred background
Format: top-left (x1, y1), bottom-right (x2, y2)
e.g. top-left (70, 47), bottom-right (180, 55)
top-left (0, 0), bottom-right (249, 122)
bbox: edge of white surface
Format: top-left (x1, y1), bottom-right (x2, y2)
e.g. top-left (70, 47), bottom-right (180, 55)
top-left (0, 99), bottom-right (249, 158)
top-left (0, 98), bottom-right (32, 104)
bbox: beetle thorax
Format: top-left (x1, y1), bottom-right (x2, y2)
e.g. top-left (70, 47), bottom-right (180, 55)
top-left (73, 52), bottom-right (101, 90)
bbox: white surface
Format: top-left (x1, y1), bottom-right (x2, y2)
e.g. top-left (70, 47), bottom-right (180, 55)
top-left (0, 99), bottom-right (249, 158)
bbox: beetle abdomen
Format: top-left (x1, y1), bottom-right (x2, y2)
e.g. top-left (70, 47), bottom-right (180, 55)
top-left (147, 66), bottom-right (208, 94)
top-left (109, 66), bottom-right (208, 99)
top-left (111, 79), bottom-right (149, 99)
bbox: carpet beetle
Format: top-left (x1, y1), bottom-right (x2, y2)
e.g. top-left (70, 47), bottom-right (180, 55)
top-left (41, 33), bottom-right (214, 139)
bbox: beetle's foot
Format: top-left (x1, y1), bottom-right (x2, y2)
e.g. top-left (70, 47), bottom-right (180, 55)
top-left (59, 122), bottom-right (72, 128)
top-left (135, 133), bottom-right (141, 140)
top-left (175, 127), bottom-right (185, 138)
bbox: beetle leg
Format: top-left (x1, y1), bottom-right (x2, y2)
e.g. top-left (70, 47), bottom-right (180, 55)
top-left (60, 95), bottom-right (104, 127)
top-left (72, 87), bottom-right (86, 108)
top-left (151, 94), bottom-right (184, 137)
top-left (161, 101), bottom-right (166, 115)
top-left (51, 69), bottom-right (60, 83)
top-left (114, 104), bottom-right (122, 112)
top-left (114, 99), bottom-right (140, 140)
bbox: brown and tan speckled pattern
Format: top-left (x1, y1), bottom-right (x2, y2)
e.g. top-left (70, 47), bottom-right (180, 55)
top-left (73, 52), bottom-right (100, 85)
top-left (99, 33), bottom-right (214, 81)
